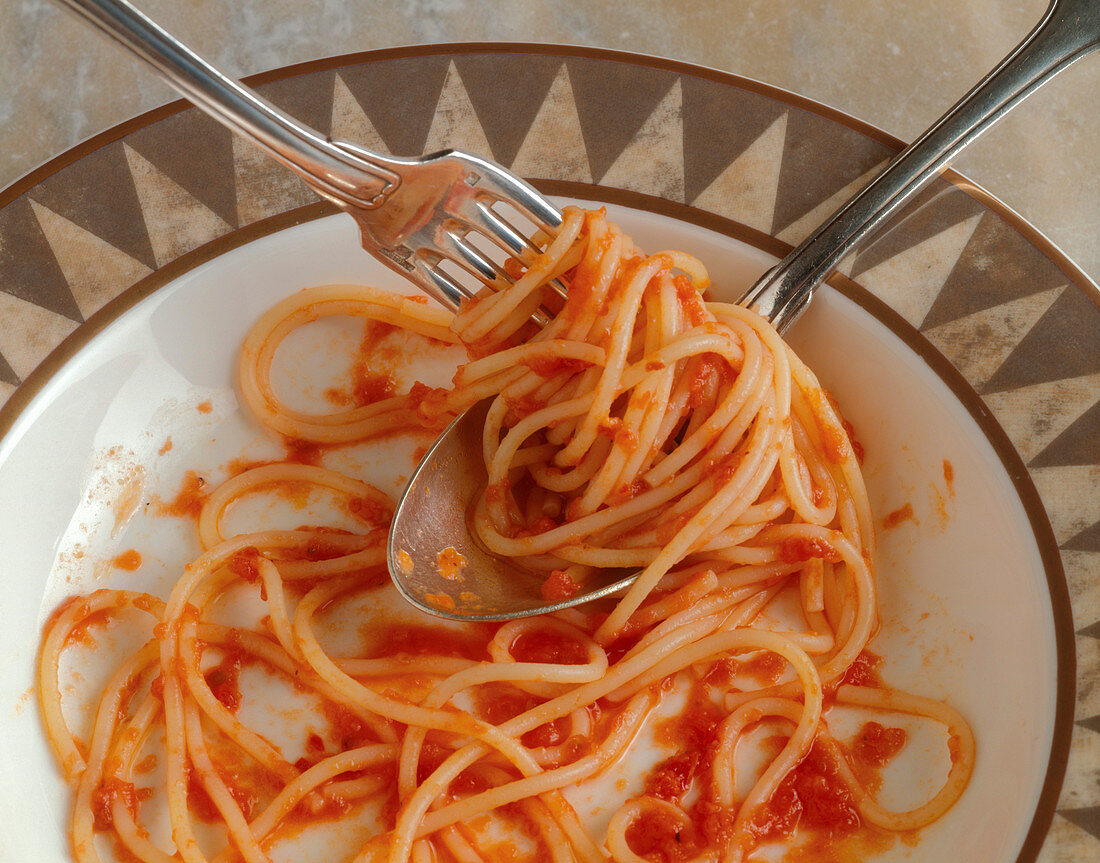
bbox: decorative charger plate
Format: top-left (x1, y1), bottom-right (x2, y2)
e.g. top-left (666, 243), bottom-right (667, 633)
top-left (0, 44), bottom-right (1096, 862)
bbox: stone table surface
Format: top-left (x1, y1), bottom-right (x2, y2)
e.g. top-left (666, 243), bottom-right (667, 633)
top-left (2, 0), bottom-right (1097, 287)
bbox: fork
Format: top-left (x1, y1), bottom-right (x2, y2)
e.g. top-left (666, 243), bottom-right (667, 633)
top-left (60, 0), bottom-right (1097, 334)
top-left (58, 0), bottom-right (564, 313)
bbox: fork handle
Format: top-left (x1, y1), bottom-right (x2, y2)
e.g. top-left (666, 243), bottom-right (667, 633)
top-left (744, 0), bottom-right (1100, 333)
top-left (57, 0), bottom-right (402, 209)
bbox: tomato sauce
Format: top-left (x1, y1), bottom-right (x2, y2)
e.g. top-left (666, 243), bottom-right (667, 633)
top-left (92, 777), bottom-right (149, 830)
top-left (540, 569), bottom-right (581, 602)
top-left (64, 607), bottom-right (109, 648)
top-left (203, 638), bottom-right (245, 713)
top-left (750, 740), bottom-right (860, 840)
top-left (673, 273), bottom-right (709, 328)
top-left (227, 547), bottom-right (262, 583)
top-left (883, 503), bottom-right (916, 529)
top-left (522, 355), bottom-right (592, 377)
top-left (686, 356), bottom-right (729, 408)
top-left (159, 471), bottom-right (208, 518)
top-left (322, 702), bottom-right (378, 750)
top-left (509, 628), bottom-right (589, 666)
top-left (347, 494), bottom-right (391, 526)
top-left (852, 721), bottom-right (907, 767)
top-left (364, 622), bottom-right (489, 661)
top-left (780, 536), bottom-right (842, 564)
top-left (111, 549), bottom-right (142, 571)
top-left (625, 805), bottom-right (706, 863)
top-left (436, 546), bottom-right (468, 580)
top-left (646, 750), bottom-right (701, 801)
top-left (744, 651), bottom-right (787, 685)
top-left (839, 651), bottom-right (886, 689)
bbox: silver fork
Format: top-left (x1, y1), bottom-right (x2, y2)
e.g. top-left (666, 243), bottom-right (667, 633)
top-left (60, 0), bottom-right (1097, 334)
top-left (58, 0), bottom-right (564, 313)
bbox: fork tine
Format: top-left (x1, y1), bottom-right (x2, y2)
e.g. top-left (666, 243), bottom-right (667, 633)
top-left (471, 200), bottom-right (538, 258)
top-left (466, 203), bottom-right (569, 301)
top-left (411, 258), bottom-right (476, 310)
top-left (463, 156), bottom-right (564, 232)
top-left (444, 231), bottom-right (512, 289)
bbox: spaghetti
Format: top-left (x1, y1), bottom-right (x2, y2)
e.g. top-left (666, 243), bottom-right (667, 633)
top-left (39, 207), bottom-right (974, 863)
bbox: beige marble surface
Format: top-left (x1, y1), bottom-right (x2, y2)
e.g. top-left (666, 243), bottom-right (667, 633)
top-left (2, 0), bottom-right (1097, 285)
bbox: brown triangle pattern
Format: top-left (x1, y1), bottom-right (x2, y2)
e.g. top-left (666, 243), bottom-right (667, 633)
top-left (848, 180), bottom-right (986, 282)
top-left (336, 56), bottom-right (451, 156)
top-left (681, 75), bottom-right (786, 205)
top-left (1060, 807), bottom-right (1100, 843)
top-left (771, 108), bottom-right (894, 237)
top-left (0, 196), bottom-right (83, 322)
top-left (919, 209), bottom-right (1068, 331)
top-left (453, 54), bottom-right (563, 168)
top-left (1031, 399), bottom-right (1100, 468)
top-left (1080, 715), bottom-right (1100, 734)
top-left (0, 350), bottom-right (18, 387)
top-left (1065, 521), bottom-right (1100, 554)
top-left (1081, 618), bottom-right (1100, 639)
top-left (254, 70), bottom-right (337, 138)
top-left (232, 68), bottom-right (340, 227)
top-left (564, 57), bottom-right (678, 183)
top-left (26, 140), bottom-right (156, 270)
top-left (982, 287), bottom-right (1100, 394)
top-left (126, 106), bottom-right (239, 229)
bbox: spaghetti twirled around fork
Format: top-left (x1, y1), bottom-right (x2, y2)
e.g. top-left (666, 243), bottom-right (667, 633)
top-left (40, 207), bottom-right (974, 863)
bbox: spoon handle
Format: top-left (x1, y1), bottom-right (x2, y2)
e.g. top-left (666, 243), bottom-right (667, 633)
top-left (744, 0), bottom-right (1100, 333)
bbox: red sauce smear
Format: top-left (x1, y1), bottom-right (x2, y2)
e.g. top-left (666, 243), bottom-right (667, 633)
top-left (541, 569), bottom-right (581, 602)
top-left (436, 547), bottom-right (468, 580)
top-left (348, 494), bottom-right (391, 526)
top-left (282, 437), bottom-right (325, 466)
top-left (111, 549), bottom-right (142, 571)
top-left (673, 272), bottom-right (709, 327)
top-left (943, 459), bottom-right (955, 496)
top-left (744, 650), bottom-right (786, 685)
top-left (186, 764), bottom-right (262, 823)
top-left (750, 739), bottom-right (860, 840)
top-left (203, 636), bottom-right (246, 713)
top-left (839, 650), bottom-right (886, 688)
top-left (196, 400), bottom-right (213, 414)
top-left (780, 536), bottom-right (842, 564)
top-left (522, 355), bottom-right (592, 377)
top-left (228, 547), bottom-right (262, 583)
top-left (323, 703), bottom-right (377, 750)
top-left (646, 750), bottom-right (701, 801)
top-left (366, 622), bottom-right (487, 661)
top-left (686, 355), bottom-right (729, 408)
top-left (474, 685), bottom-right (572, 750)
top-left (842, 419), bottom-right (865, 465)
top-left (92, 778), bottom-right (150, 830)
top-left (625, 805), bottom-right (706, 863)
top-left (883, 503), bottom-right (916, 529)
top-left (853, 721), bottom-right (907, 767)
top-left (510, 628), bottom-right (589, 666)
top-left (159, 471), bottom-right (208, 518)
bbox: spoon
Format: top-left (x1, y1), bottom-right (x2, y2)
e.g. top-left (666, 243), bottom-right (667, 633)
top-left (388, 0), bottom-right (1099, 621)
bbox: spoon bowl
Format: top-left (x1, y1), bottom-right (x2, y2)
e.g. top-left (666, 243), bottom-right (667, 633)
top-left (388, 399), bottom-right (638, 619)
